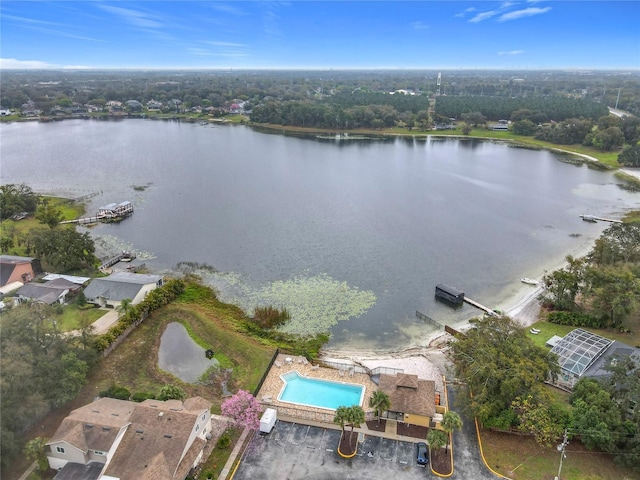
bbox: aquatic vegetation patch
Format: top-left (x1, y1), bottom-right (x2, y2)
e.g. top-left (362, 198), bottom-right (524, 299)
top-left (92, 234), bottom-right (155, 261)
top-left (201, 271), bottom-right (376, 335)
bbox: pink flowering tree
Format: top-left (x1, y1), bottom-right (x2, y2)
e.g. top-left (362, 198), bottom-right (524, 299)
top-left (221, 389), bottom-right (261, 430)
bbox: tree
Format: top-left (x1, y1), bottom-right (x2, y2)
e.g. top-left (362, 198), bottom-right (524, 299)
top-left (511, 119), bottom-right (537, 136)
top-left (511, 395), bottom-right (565, 447)
top-left (427, 429), bottom-right (447, 452)
top-left (333, 406), bottom-right (349, 433)
top-left (461, 122), bottom-right (472, 135)
top-left (116, 298), bottom-right (134, 319)
top-left (618, 144), bottom-right (640, 167)
top-left (346, 405), bottom-right (365, 442)
top-left (30, 227), bottom-right (95, 272)
top-left (441, 411), bottom-right (463, 452)
top-left (369, 390), bottom-right (391, 425)
top-left (221, 389), bottom-right (261, 430)
top-left (0, 183), bottom-right (39, 220)
top-left (461, 111), bottom-right (486, 127)
top-left (541, 255), bottom-right (585, 311)
top-left (24, 437), bottom-right (49, 472)
top-left (592, 126), bottom-right (624, 151)
top-left (157, 384), bottom-right (186, 401)
top-left (35, 198), bottom-right (63, 228)
top-left (449, 315), bottom-right (560, 428)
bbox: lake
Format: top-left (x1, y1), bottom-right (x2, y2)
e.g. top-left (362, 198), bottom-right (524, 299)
top-left (2, 119), bottom-right (638, 351)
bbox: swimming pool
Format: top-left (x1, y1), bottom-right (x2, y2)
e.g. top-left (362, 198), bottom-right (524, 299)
top-left (278, 371), bottom-right (365, 410)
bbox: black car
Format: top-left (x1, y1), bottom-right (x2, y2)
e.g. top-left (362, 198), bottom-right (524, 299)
top-left (416, 442), bottom-right (429, 466)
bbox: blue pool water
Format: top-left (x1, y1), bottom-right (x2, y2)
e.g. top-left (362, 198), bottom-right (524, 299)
top-left (278, 371), bottom-right (365, 410)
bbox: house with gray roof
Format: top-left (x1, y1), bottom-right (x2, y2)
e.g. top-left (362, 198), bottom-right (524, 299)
top-left (82, 272), bottom-right (163, 309)
top-left (17, 278), bottom-right (80, 305)
top-left (47, 396), bottom-right (213, 480)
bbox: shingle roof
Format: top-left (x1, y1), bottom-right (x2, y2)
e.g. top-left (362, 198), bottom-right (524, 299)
top-left (378, 373), bottom-right (436, 418)
top-left (83, 273), bottom-right (162, 303)
top-left (103, 397), bottom-right (211, 480)
top-left (47, 398), bottom-right (134, 453)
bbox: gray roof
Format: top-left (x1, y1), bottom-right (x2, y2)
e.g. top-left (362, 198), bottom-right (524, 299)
top-left (584, 342), bottom-right (640, 380)
top-left (83, 272), bottom-right (162, 303)
top-left (17, 279), bottom-right (78, 304)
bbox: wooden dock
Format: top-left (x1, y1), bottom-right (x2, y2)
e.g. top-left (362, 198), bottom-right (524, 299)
top-left (580, 214), bottom-right (623, 224)
top-left (463, 297), bottom-right (499, 316)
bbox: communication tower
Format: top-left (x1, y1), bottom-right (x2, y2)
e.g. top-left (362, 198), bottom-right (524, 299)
top-left (436, 72), bottom-right (441, 96)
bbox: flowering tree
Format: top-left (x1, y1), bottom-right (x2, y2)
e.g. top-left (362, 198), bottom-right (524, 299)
top-left (221, 389), bottom-right (261, 430)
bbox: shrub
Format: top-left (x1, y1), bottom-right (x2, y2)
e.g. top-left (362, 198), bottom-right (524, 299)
top-left (253, 305), bottom-right (291, 329)
top-left (547, 310), bottom-right (605, 328)
top-left (132, 391), bottom-right (156, 402)
top-left (100, 385), bottom-right (131, 400)
top-left (216, 433), bottom-right (231, 449)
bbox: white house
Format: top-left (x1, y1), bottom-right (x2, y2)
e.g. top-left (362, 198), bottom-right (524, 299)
top-left (82, 272), bottom-right (164, 308)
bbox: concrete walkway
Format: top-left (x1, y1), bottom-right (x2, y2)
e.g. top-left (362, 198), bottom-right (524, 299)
top-left (218, 428), bottom-right (251, 480)
top-left (16, 461), bottom-right (36, 480)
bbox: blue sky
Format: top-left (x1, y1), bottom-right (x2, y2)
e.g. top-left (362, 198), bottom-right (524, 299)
top-left (1, 1), bottom-right (638, 70)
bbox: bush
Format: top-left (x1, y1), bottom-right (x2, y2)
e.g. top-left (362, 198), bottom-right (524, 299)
top-left (216, 433), bottom-right (231, 449)
top-left (132, 391), bottom-right (156, 402)
top-left (547, 310), bottom-right (606, 328)
top-left (253, 305), bottom-right (290, 329)
top-left (100, 385), bottom-right (131, 400)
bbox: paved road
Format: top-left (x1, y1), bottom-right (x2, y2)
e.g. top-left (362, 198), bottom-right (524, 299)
top-left (447, 384), bottom-right (502, 479)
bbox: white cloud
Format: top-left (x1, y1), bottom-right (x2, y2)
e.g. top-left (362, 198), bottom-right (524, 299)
top-left (0, 58), bottom-right (57, 69)
top-left (498, 7), bottom-right (551, 22)
top-left (210, 3), bottom-right (248, 16)
top-left (498, 50), bottom-right (525, 56)
top-left (469, 10), bottom-right (500, 23)
top-left (97, 5), bottom-right (165, 29)
top-left (455, 7), bottom-right (476, 18)
top-left (411, 21), bottom-right (429, 30)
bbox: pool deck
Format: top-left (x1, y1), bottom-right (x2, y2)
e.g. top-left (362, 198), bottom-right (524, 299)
top-left (256, 354), bottom-right (379, 423)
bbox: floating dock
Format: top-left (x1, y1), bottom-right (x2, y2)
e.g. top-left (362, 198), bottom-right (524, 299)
top-left (580, 214), bottom-right (622, 224)
top-left (60, 201), bottom-right (134, 225)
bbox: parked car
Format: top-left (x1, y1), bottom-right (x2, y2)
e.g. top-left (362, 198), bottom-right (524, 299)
top-left (416, 442), bottom-right (429, 466)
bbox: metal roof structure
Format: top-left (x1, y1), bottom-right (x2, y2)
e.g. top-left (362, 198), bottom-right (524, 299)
top-left (550, 328), bottom-right (613, 376)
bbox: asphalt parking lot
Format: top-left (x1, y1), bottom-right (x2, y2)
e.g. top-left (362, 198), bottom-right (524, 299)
top-left (233, 421), bottom-right (433, 480)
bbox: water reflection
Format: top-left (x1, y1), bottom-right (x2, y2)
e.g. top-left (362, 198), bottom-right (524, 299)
top-left (158, 322), bottom-right (218, 383)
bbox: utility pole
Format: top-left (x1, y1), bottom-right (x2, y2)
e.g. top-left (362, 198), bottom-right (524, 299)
top-left (555, 429), bottom-right (569, 480)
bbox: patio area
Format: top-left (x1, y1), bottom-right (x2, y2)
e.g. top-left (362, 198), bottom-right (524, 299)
top-left (256, 354), bottom-right (379, 423)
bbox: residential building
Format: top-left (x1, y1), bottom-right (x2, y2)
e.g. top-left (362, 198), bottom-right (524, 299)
top-left (0, 255), bottom-right (42, 287)
top-left (16, 278), bottom-right (80, 305)
top-left (47, 396), bottom-right (213, 480)
top-left (377, 373), bottom-right (438, 428)
top-left (82, 272), bottom-right (164, 308)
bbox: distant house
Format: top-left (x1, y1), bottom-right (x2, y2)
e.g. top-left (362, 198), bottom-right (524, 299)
top-left (16, 278), bottom-right (80, 305)
top-left (82, 272), bottom-right (164, 308)
top-left (146, 100), bottom-right (163, 111)
top-left (47, 396), bottom-right (213, 480)
top-left (377, 373), bottom-right (438, 428)
top-left (0, 255), bottom-right (42, 287)
top-left (548, 328), bottom-right (640, 392)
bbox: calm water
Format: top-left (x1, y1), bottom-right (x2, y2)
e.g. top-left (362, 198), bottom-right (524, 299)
top-left (157, 322), bottom-right (218, 383)
top-left (2, 119), bottom-right (639, 350)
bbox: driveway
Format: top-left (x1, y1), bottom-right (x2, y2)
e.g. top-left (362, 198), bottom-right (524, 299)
top-left (232, 421), bottom-right (434, 480)
top-left (446, 384), bottom-right (501, 479)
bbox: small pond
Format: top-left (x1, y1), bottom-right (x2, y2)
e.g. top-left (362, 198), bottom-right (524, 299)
top-left (158, 322), bottom-right (218, 383)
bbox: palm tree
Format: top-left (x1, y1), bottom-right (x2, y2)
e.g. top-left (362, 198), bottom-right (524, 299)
top-left (346, 405), bottom-right (365, 442)
top-left (369, 390), bottom-right (391, 425)
top-left (441, 411), bottom-right (463, 453)
top-left (116, 298), bottom-right (133, 318)
top-left (333, 406), bottom-right (349, 435)
top-left (427, 429), bottom-right (447, 454)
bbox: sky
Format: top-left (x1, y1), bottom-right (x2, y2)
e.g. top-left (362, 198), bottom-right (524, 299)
top-left (0, 1), bottom-right (639, 70)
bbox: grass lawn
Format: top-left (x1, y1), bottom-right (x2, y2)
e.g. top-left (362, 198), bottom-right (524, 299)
top-left (54, 303), bottom-right (108, 331)
top-left (481, 429), bottom-right (637, 480)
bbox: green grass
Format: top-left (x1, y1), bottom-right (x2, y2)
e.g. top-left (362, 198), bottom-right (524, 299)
top-left (198, 427), bottom-right (243, 479)
top-left (54, 303), bottom-right (108, 331)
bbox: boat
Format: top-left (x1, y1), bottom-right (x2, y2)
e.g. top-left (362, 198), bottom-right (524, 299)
top-left (521, 278), bottom-right (539, 285)
top-left (580, 214), bottom-right (598, 223)
top-left (120, 251), bottom-right (136, 262)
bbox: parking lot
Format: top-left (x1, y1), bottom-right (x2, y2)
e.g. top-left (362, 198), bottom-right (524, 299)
top-left (233, 421), bottom-right (433, 480)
